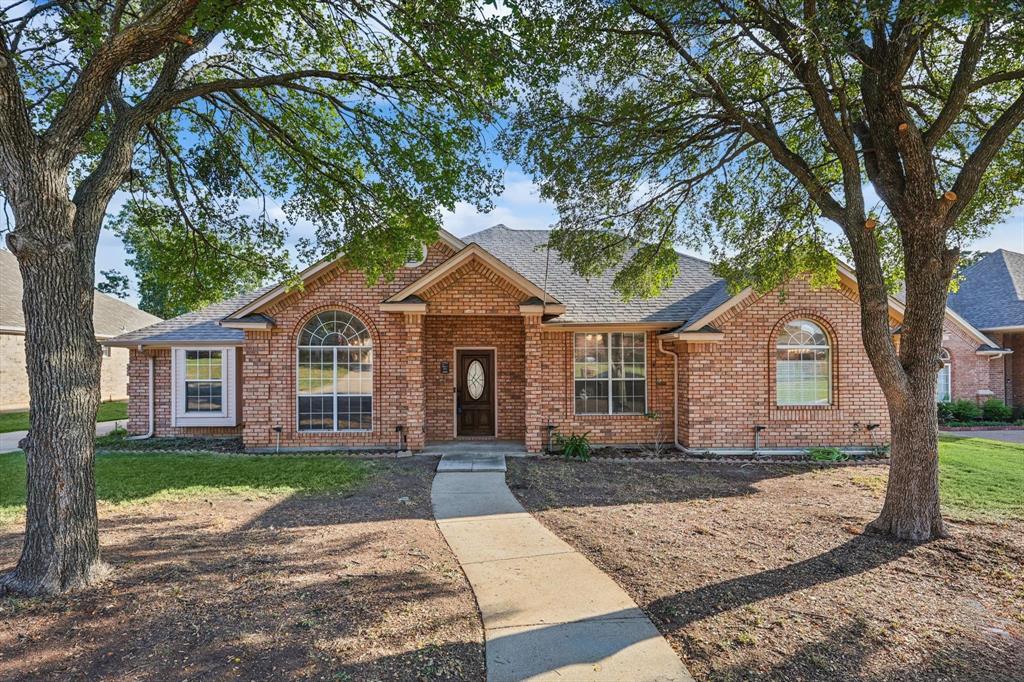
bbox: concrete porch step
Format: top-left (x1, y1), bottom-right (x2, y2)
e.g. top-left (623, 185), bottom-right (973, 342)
top-left (436, 452), bottom-right (507, 472)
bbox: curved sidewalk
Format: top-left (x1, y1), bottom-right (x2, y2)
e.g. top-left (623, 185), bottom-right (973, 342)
top-left (432, 469), bottom-right (692, 682)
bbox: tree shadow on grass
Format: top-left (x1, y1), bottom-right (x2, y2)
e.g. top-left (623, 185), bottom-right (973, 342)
top-left (645, 534), bottom-right (911, 631)
top-left (506, 457), bottom-right (834, 511)
top-left (0, 458), bottom-right (485, 681)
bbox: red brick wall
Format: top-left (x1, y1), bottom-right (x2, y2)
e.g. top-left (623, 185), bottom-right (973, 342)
top-left (944, 322), bottom-right (1001, 403)
top-left (423, 315), bottom-right (525, 441)
top-left (681, 278), bottom-right (892, 450)
top-left (126, 348), bottom-right (243, 438)
top-left (523, 327), bottom-right (678, 451)
top-left (991, 332), bottom-right (1022, 407)
top-left (239, 242), bottom-right (457, 450)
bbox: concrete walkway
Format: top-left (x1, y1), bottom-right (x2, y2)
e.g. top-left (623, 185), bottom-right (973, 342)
top-left (432, 465), bottom-right (692, 682)
top-left (941, 429), bottom-right (1024, 444)
top-left (0, 419), bottom-right (124, 454)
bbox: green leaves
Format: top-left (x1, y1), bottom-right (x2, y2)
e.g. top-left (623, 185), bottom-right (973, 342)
top-left (4, 0), bottom-right (512, 289)
top-left (503, 0), bottom-right (1024, 300)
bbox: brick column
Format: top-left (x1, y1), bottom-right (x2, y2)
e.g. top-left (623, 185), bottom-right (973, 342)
top-left (404, 312), bottom-right (426, 451)
top-left (523, 313), bottom-right (545, 452)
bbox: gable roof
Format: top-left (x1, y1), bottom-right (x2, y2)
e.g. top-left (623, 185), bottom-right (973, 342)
top-left (383, 242), bottom-right (562, 307)
top-left (464, 225), bottom-right (723, 325)
top-left (665, 259), bottom-right (1004, 350)
top-left (0, 249), bottom-right (161, 338)
top-left (947, 249), bottom-right (1024, 331)
top-left (227, 228), bottom-right (466, 319)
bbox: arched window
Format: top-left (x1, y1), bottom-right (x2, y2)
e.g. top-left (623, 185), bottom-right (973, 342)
top-left (297, 311), bottom-right (373, 431)
top-left (936, 349), bottom-right (952, 403)
top-left (776, 320), bottom-right (831, 406)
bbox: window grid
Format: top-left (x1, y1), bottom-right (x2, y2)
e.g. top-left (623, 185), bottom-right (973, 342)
top-left (574, 332), bottom-right (647, 415)
top-left (936, 349), bottom-right (952, 402)
top-left (776, 321), bottom-right (831, 406)
top-left (297, 312), bottom-right (373, 432)
top-left (184, 350), bottom-right (223, 413)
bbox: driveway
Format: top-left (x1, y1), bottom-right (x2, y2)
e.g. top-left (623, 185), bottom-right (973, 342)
top-left (941, 429), bottom-right (1024, 444)
top-left (0, 419), bottom-right (124, 454)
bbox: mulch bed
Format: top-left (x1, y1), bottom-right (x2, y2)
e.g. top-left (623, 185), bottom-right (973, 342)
top-left (507, 459), bottom-right (1023, 681)
top-left (0, 459), bottom-right (484, 681)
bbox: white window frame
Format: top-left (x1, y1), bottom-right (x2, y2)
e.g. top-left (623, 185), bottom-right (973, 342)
top-left (936, 349), bottom-right (952, 403)
top-left (775, 320), bottom-right (832, 407)
top-left (573, 331), bottom-right (648, 416)
top-left (296, 312), bottom-right (373, 433)
top-left (171, 347), bottom-right (238, 427)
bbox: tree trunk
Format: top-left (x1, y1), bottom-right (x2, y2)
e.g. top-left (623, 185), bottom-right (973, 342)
top-left (867, 385), bottom-right (946, 541)
top-left (0, 188), bottom-right (106, 595)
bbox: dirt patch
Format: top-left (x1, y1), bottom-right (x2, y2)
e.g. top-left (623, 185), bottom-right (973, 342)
top-left (1, 459), bottom-right (484, 681)
top-left (507, 459), bottom-right (1024, 681)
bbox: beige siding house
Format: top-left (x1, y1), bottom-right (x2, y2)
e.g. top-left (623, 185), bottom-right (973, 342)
top-left (0, 249), bottom-right (161, 411)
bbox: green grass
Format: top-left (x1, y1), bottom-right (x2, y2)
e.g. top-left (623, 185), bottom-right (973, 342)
top-left (0, 400), bottom-right (128, 433)
top-left (0, 451), bottom-right (368, 524)
top-left (938, 435), bottom-right (1024, 518)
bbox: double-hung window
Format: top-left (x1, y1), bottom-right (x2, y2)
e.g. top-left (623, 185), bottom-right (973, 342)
top-left (573, 332), bottom-right (647, 415)
top-left (184, 350), bottom-right (223, 413)
top-left (171, 347), bottom-right (237, 427)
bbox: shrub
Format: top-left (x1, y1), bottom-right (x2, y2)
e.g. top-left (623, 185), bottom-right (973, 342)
top-left (982, 398), bottom-right (1013, 422)
top-left (947, 399), bottom-right (981, 422)
top-left (555, 431), bottom-right (592, 462)
top-left (807, 447), bottom-right (848, 462)
top-left (937, 401), bottom-right (955, 424)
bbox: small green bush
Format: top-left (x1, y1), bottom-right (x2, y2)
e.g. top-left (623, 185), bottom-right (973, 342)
top-left (982, 398), bottom-right (1013, 422)
top-left (555, 431), bottom-right (592, 461)
top-left (807, 447), bottom-right (849, 462)
top-left (947, 399), bottom-right (981, 422)
top-left (937, 401), bottom-right (955, 424)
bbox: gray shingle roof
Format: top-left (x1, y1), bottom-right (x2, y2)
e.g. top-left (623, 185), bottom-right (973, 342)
top-left (106, 285), bottom-right (277, 346)
top-left (0, 248), bottom-right (161, 337)
top-left (107, 225), bottom-right (731, 345)
top-left (464, 225), bottom-right (724, 324)
top-left (947, 249), bottom-right (1024, 331)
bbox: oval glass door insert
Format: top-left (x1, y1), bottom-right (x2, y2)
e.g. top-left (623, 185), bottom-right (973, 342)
top-left (467, 360), bottom-right (485, 400)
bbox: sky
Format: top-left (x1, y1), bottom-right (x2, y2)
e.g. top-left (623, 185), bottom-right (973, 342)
top-left (92, 162), bottom-right (1024, 306)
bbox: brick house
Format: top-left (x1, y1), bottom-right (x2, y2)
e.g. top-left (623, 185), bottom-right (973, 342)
top-left (105, 225), bottom-right (1009, 453)
top-left (946, 249), bottom-right (1024, 408)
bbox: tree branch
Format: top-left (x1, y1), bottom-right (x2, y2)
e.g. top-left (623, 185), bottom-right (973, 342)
top-left (923, 20), bottom-right (987, 149)
top-left (43, 0), bottom-right (201, 165)
top-left (946, 88), bottom-right (1024, 226)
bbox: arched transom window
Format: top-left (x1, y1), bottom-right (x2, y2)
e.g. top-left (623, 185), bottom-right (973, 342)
top-left (776, 320), bottom-right (831, 406)
top-left (297, 311), bottom-right (373, 431)
top-left (936, 348), bottom-right (951, 403)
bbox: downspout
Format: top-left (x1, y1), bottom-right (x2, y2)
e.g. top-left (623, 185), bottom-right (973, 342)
top-left (128, 351), bottom-right (154, 440)
top-left (657, 338), bottom-right (682, 451)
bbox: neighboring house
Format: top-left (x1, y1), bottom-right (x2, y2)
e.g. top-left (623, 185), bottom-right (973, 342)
top-left (106, 225), bottom-right (1006, 453)
top-left (947, 249), bottom-right (1024, 408)
top-left (0, 249), bottom-right (161, 411)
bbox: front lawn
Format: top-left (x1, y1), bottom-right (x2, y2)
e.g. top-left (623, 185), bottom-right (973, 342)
top-left (0, 399), bottom-right (128, 433)
top-left (0, 450), bottom-right (368, 524)
top-left (1, 457), bottom-right (484, 680)
top-left (507, 440), bottom-right (1024, 681)
top-left (938, 435), bottom-right (1024, 517)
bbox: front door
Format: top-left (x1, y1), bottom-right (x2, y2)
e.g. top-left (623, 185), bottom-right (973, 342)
top-left (456, 349), bottom-right (495, 437)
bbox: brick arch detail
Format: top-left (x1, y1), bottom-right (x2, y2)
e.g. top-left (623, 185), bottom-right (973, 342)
top-left (289, 303), bottom-right (382, 434)
top-left (768, 310), bottom-right (840, 412)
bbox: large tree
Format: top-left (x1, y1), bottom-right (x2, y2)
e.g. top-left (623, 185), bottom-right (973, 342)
top-left (505, 0), bottom-right (1024, 540)
top-left (111, 201), bottom-right (285, 318)
top-left (0, 0), bottom-right (507, 595)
